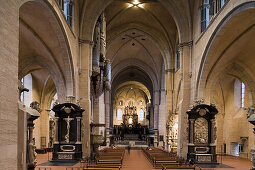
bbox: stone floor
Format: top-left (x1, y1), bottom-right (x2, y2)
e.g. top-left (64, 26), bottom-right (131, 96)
top-left (35, 150), bottom-right (252, 170)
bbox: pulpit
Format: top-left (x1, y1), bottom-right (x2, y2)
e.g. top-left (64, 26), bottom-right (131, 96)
top-left (52, 103), bottom-right (84, 161)
top-left (187, 104), bottom-right (218, 163)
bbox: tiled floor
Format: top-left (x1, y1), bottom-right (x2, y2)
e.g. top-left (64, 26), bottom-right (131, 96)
top-left (35, 150), bottom-right (252, 170)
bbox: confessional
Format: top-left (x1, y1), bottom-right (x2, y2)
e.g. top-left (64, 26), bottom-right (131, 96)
top-left (187, 104), bottom-right (218, 163)
top-left (52, 103), bottom-right (84, 161)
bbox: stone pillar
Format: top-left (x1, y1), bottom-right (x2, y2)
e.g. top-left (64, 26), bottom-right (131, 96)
top-left (18, 103), bottom-right (27, 170)
top-left (177, 41), bottom-right (192, 158)
top-left (93, 98), bottom-right (100, 134)
top-left (76, 117), bottom-right (81, 144)
top-left (105, 90), bottom-right (111, 146)
top-left (0, 1), bottom-right (19, 169)
top-left (79, 40), bottom-right (93, 157)
top-left (189, 119), bottom-right (195, 144)
top-left (40, 109), bottom-right (50, 148)
top-left (159, 90), bottom-right (167, 149)
top-left (54, 117), bottom-right (59, 144)
top-left (154, 90), bottom-right (160, 146)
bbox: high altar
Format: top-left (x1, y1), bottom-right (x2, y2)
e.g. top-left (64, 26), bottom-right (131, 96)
top-left (122, 106), bottom-right (138, 127)
top-left (52, 103), bottom-right (84, 161)
top-left (113, 105), bottom-right (149, 142)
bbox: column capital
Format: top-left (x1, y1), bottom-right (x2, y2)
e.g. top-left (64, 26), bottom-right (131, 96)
top-left (178, 40), bottom-right (193, 48)
top-left (79, 38), bottom-right (94, 46)
top-left (165, 68), bottom-right (175, 73)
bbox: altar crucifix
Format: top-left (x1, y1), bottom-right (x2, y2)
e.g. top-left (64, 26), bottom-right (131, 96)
top-left (63, 116), bottom-right (74, 143)
top-left (52, 103), bottom-right (84, 161)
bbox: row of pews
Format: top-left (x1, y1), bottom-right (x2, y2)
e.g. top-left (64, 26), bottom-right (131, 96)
top-left (142, 147), bottom-right (200, 170)
top-left (84, 147), bottom-right (125, 170)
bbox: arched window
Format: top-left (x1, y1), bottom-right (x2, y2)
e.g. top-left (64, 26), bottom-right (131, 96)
top-left (200, 0), bottom-right (210, 32)
top-left (64, 0), bottom-right (74, 27)
top-left (241, 82), bottom-right (245, 108)
top-left (139, 109), bottom-right (144, 121)
top-left (176, 48), bottom-right (180, 70)
top-left (21, 74), bottom-right (32, 107)
top-left (117, 109), bottom-right (122, 121)
top-left (200, 0), bottom-right (229, 32)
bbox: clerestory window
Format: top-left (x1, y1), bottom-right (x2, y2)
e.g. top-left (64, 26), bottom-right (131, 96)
top-left (241, 82), bottom-right (245, 108)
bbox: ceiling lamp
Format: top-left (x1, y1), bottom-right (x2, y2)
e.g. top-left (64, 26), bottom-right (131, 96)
top-left (128, 0), bottom-right (144, 8)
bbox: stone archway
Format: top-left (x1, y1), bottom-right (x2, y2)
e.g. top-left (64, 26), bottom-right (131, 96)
top-left (196, 2), bottom-right (255, 100)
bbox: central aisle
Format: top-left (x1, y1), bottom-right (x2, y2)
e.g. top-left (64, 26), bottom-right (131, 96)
top-left (121, 149), bottom-right (155, 170)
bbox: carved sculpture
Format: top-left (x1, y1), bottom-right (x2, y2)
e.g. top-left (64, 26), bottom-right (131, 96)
top-left (251, 149), bottom-right (255, 170)
top-left (246, 106), bottom-right (255, 170)
top-left (18, 79), bottom-right (29, 101)
top-left (28, 139), bottom-right (37, 167)
top-left (30, 101), bottom-right (42, 113)
top-left (194, 118), bottom-right (208, 144)
top-left (64, 116), bottom-right (74, 143)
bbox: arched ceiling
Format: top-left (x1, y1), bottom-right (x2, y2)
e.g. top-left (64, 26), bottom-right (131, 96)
top-left (103, 0), bottom-right (178, 92)
top-left (112, 66), bottom-right (154, 96)
top-left (107, 29), bottom-right (163, 79)
top-left (115, 81), bottom-right (151, 101)
top-left (19, 1), bottom-right (74, 100)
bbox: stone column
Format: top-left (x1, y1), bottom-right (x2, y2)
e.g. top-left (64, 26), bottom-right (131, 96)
top-left (79, 40), bottom-right (93, 157)
top-left (40, 109), bottom-right (50, 148)
top-left (0, 1), bottom-right (19, 169)
top-left (154, 90), bottom-right (160, 146)
top-left (93, 98), bottom-right (100, 134)
top-left (177, 41), bottom-right (192, 159)
top-left (76, 117), bottom-right (82, 144)
top-left (189, 119), bottom-right (195, 144)
top-left (54, 117), bottom-right (59, 144)
top-left (105, 90), bottom-right (111, 146)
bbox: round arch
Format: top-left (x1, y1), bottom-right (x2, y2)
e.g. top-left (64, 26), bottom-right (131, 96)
top-left (196, 2), bottom-right (255, 100)
top-left (19, 0), bottom-right (75, 98)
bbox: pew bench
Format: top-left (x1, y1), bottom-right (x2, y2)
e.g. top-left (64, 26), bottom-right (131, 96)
top-left (161, 164), bottom-right (197, 170)
top-left (87, 164), bottom-right (121, 170)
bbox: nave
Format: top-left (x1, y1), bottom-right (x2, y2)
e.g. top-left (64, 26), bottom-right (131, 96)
top-left (35, 148), bottom-right (252, 170)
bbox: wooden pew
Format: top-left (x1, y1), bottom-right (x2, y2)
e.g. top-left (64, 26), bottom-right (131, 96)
top-left (162, 164), bottom-right (197, 170)
top-left (87, 164), bottom-right (121, 170)
top-left (83, 168), bottom-right (119, 170)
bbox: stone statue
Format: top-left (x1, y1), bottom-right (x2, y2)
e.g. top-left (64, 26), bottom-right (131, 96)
top-left (18, 79), bottom-right (29, 101)
top-left (28, 138), bottom-right (37, 167)
top-left (251, 149), bottom-right (255, 170)
top-left (30, 101), bottom-right (41, 113)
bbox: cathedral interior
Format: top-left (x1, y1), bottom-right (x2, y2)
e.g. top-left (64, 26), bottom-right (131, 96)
top-left (1, 0), bottom-right (255, 169)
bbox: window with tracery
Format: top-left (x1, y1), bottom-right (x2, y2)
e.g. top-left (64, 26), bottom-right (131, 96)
top-left (139, 109), bottom-right (144, 121)
top-left (64, 0), bottom-right (73, 27)
top-left (200, 0), bottom-right (228, 32)
top-left (117, 109), bottom-right (122, 121)
top-left (56, 0), bottom-right (74, 27)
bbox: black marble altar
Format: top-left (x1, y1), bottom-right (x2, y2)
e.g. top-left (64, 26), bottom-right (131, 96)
top-left (52, 103), bottom-right (84, 161)
top-left (187, 104), bottom-right (218, 163)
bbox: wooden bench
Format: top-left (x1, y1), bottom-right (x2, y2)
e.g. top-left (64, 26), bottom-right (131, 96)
top-left (162, 164), bottom-right (197, 170)
top-left (87, 164), bottom-right (121, 170)
top-left (83, 168), bottom-right (119, 170)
